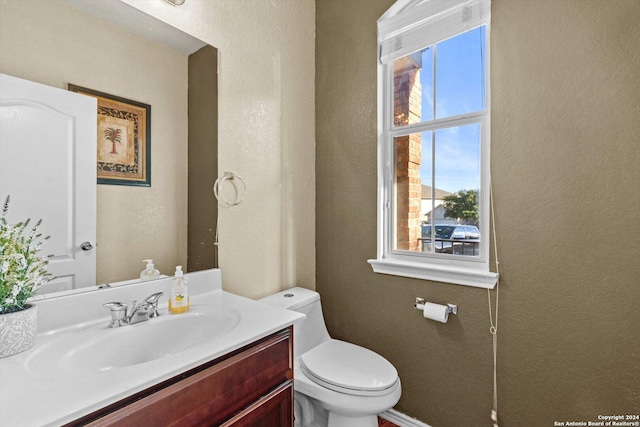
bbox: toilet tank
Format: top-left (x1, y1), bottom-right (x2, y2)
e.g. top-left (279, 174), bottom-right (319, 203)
top-left (259, 287), bottom-right (331, 358)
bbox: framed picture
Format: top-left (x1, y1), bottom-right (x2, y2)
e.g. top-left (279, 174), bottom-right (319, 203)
top-left (68, 84), bottom-right (151, 186)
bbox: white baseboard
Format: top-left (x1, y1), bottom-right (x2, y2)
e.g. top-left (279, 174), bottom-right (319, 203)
top-left (379, 409), bottom-right (432, 427)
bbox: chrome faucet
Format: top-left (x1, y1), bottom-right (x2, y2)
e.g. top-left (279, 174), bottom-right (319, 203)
top-left (103, 292), bottom-right (164, 328)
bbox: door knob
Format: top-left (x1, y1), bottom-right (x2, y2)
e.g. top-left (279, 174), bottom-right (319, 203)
top-left (80, 241), bottom-right (94, 251)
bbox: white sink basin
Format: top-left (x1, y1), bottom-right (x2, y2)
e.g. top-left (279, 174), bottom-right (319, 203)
top-left (1, 270), bottom-right (306, 427)
top-left (25, 308), bottom-right (240, 376)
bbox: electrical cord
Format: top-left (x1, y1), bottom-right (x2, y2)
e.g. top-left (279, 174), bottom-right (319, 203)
top-left (488, 184), bottom-right (500, 427)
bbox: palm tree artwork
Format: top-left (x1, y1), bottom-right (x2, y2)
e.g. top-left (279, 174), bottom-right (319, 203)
top-left (104, 127), bottom-right (123, 155)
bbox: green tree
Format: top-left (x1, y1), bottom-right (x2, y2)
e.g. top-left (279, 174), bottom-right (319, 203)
top-left (443, 189), bottom-right (479, 224)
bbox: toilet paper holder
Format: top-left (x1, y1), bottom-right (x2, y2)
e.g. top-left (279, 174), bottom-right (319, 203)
top-left (414, 297), bottom-right (457, 315)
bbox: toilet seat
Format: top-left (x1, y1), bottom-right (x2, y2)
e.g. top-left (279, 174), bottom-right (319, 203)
top-left (300, 339), bottom-right (398, 396)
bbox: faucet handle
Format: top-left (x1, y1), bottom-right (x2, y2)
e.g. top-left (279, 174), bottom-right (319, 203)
top-left (103, 301), bottom-right (127, 311)
top-left (144, 292), bottom-right (164, 318)
top-left (103, 302), bottom-right (127, 328)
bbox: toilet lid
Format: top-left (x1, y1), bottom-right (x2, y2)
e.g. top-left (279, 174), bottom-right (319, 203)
top-left (300, 339), bottom-right (398, 395)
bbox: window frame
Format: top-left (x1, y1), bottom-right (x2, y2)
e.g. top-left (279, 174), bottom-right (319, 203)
top-left (369, 0), bottom-right (497, 289)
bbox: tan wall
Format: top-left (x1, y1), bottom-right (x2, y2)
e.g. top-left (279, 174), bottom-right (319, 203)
top-left (316, 0), bottom-right (640, 426)
top-left (121, 0), bottom-right (316, 297)
top-left (0, 0), bottom-right (188, 284)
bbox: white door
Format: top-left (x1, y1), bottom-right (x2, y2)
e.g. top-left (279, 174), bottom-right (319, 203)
top-left (0, 73), bottom-right (96, 293)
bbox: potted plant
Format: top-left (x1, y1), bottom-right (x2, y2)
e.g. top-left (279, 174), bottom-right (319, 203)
top-left (0, 195), bottom-right (51, 358)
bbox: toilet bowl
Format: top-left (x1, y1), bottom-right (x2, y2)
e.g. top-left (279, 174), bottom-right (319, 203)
top-left (260, 287), bottom-right (401, 427)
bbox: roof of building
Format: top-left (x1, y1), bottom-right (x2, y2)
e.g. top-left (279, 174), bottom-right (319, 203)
top-left (421, 185), bottom-right (452, 200)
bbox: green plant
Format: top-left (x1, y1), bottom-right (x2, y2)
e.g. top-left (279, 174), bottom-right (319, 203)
top-left (0, 195), bottom-right (51, 314)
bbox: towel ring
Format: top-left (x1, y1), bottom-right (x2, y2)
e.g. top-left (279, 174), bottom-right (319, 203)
top-left (213, 172), bottom-right (246, 206)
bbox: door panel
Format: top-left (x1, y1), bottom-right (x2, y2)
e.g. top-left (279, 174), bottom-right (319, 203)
top-left (0, 73), bottom-right (96, 292)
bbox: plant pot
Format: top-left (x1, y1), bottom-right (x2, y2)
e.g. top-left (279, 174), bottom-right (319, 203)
top-left (0, 304), bottom-right (37, 358)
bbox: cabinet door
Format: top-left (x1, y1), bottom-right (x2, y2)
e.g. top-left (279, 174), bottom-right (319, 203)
top-left (221, 381), bottom-right (293, 427)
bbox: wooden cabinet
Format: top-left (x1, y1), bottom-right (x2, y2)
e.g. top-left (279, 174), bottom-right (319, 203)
top-left (67, 328), bottom-right (293, 427)
top-left (221, 382), bottom-right (292, 427)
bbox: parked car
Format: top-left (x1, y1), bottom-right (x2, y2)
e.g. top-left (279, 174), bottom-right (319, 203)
top-left (420, 224), bottom-right (480, 255)
top-left (463, 225), bottom-right (480, 239)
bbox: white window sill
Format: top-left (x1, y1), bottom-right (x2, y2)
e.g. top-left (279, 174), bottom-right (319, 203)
top-left (367, 258), bottom-right (498, 289)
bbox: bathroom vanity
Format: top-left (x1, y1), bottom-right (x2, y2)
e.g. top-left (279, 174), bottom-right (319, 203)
top-left (72, 328), bottom-right (293, 426)
top-left (0, 269), bottom-right (302, 426)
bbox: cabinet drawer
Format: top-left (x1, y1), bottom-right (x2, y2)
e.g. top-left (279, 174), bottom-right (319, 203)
top-left (85, 329), bottom-right (292, 427)
top-left (221, 381), bottom-right (293, 427)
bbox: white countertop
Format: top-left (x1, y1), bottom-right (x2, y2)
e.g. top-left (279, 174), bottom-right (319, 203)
top-left (0, 269), bottom-right (303, 427)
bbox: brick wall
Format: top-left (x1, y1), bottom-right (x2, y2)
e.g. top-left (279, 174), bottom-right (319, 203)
top-left (394, 65), bottom-right (422, 251)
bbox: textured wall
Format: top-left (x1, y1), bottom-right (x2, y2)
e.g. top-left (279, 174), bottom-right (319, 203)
top-left (0, 0), bottom-right (188, 284)
top-left (122, 0), bottom-right (316, 298)
top-left (316, 0), bottom-right (640, 426)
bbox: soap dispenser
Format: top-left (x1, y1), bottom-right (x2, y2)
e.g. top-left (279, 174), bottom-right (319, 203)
top-left (140, 259), bottom-right (160, 281)
top-left (169, 266), bottom-right (190, 314)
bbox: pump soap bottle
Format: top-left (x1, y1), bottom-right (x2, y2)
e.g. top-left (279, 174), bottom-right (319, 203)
top-left (169, 266), bottom-right (190, 314)
top-left (140, 259), bottom-right (160, 281)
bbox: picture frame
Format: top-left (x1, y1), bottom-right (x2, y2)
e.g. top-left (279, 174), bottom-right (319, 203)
top-left (68, 84), bottom-right (151, 187)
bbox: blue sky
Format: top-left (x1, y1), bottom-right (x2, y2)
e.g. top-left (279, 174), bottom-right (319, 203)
top-left (417, 26), bottom-right (486, 194)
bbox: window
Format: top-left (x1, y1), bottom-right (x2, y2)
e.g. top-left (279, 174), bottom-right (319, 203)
top-left (369, 0), bottom-right (497, 288)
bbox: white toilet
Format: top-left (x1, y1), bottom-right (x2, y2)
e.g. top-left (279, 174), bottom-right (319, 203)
top-left (260, 287), bottom-right (401, 427)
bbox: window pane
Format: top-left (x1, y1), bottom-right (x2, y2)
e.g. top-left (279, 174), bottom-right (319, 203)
top-left (394, 124), bottom-right (481, 256)
top-left (392, 26), bottom-right (486, 128)
top-left (434, 125), bottom-right (480, 195)
top-left (435, 26), bottom-right (486, 119)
